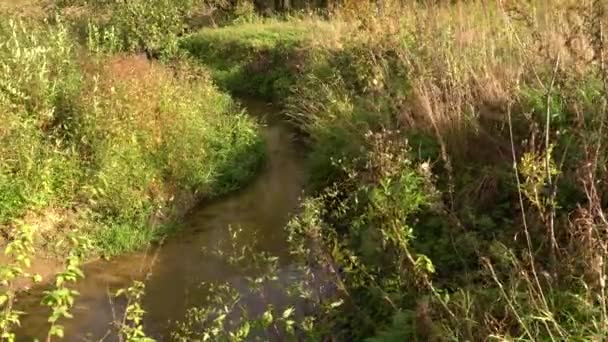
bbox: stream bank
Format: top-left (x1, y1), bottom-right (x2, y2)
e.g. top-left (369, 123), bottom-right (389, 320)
top-left (16, 99), bottom-right (306, 340)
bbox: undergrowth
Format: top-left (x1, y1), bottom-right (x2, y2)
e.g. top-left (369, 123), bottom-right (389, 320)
top-left (0, 18), bottom-right (264, 259)
top-left (180, 0), bottom-right (608, 341)
top-left (3, 0), bottom-right (608, 341)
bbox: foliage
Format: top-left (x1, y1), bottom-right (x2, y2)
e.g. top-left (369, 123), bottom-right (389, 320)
top-left (61, 0), bottom-right (204, 58)
top-left (172, 226), bottom-right (341, 341)
top-left (0, 17), bottom-right (264, 258)
top-left (0, 19), bottom-right (82, 223)
top-left (283, 131), bottom-right (438, 340)
top-left (115, 281), bottom-right (155, 342)
top-left (232, 0), bottom-right (258, 24)
top-left (4, 0), bottom-right (608, 341)
top-left (175, 131), bottom-right (438, 340)
top-left (102, 0), bottom-right (191, 57)
top-left (42, 234), bottom-right (92, 339)
top-left (0, 222), bottom-right (39, 341)
top-left (179, 1), bottom-right (608, 341)
top-left (180, 19), bottom-right (338, 100)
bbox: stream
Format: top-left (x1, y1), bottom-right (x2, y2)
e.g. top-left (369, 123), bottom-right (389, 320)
top-left (17, 99), bottom-right (306, 340)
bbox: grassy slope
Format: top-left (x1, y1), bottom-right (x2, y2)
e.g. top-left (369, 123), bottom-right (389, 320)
top-left (180, 19), bottom-right (342, 100)
top-left (179, 2), bottom-right (608, 341)
top-left (0, 18), bottom-right (265, 260)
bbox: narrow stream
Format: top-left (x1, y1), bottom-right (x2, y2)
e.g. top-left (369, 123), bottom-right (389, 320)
top-left (17, 100), bottom-right (306, 340)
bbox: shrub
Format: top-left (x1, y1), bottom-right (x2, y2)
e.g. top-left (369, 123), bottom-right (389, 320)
top-left (0, 19), bottom-right (82, 222)
top-left (64, 0), bottom-right (203, 57)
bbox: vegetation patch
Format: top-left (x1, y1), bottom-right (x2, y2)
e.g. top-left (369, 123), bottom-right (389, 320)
top-left (181, 19), bottom-right (342, 100)
top-left (4, 0), bottom-right (608, 341)
top-left (176, 1), bottom-right (608, 341)
top-left (0, 20), bottom-right (264, 259)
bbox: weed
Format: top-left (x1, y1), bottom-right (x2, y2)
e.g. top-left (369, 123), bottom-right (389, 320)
top-left (42, 234), bottom-right (92, 340)
top-left (115, 281), bottom-right (154, 342)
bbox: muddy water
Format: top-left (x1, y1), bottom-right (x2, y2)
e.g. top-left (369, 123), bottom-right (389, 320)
top-left (17, 100), bottom-right (306, 341)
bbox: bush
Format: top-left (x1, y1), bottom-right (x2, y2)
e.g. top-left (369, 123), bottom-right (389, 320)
top-left (0, 19), bottom-right (82, 221)
top-left (64, 0), bottom-right (202, 57)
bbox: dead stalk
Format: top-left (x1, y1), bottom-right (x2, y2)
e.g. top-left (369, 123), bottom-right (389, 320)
top-left (545, 55), bottom-right (561, 269)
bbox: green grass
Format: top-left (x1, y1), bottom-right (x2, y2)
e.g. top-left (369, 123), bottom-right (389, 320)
top-left (180, 19), bottom-right (338, 100)
top-left (0, 19), bottom-right (265, 257)
top-left (176, 3), bottom-right (608, 341)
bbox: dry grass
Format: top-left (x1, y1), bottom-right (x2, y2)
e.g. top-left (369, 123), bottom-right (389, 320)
top-left (91, 54), bottom-right (171, 148)
top-left (330, 0), bottom-right (604, 160)
top-left (281, 0), bottom-right (608, 339)
top-left (0, 0), bottom-right (50, 19)
top-left (367, 1), bottom-right (608, 339)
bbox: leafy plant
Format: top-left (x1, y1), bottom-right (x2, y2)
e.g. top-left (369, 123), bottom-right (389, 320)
top-left (0, 222), bottom-right (39, 342)
top-left (42, 234), bottom-right (93, 340)
top-left (81, 0), bottom-right (202, 58)
top-left (115, 281), bottom-right (154, 342)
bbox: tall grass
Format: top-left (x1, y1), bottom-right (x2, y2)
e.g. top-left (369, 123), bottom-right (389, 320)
top-left (0, 18), bottom-right (264, 258)
top-left (181, 0), bottom-right (608, 340)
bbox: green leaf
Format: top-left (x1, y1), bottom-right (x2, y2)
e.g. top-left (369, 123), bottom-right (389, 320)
top-left (0, 294), bottom-right (8, 306)
top-left (329, 299), bottom-right (344, 309)
top-left (282, 307), bottom-right (294, 319)
top-left (261, 310), bottom-right (273, 326)
top-left (49, 325), bottom-right (64, 338)
top-left (414, 255), bottom-right (435, 274)
top-left (239, 321), bottom-right (250, 338)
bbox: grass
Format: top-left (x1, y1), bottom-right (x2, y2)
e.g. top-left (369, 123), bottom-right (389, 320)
top-left (177, 1), bottom-right (608, 341)
top-left (2, 0), bottom-right (608, 340)
top-left (0, 0), bottom-right (49, 19)
top-left (0, 19), bottom-right (265, 258)
top-left (181, 18), bottom-right (343, 100)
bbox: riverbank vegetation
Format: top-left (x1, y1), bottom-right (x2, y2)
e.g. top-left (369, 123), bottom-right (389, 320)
top-left (0, 3), bottom-right (264, 265)
top-left (182, 1), bottom-right (608, 341)
top-left (3, 0), bottom-right (608, 340)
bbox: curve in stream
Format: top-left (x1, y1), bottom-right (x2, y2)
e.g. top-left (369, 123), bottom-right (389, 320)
top-left (17, 99), bottom-right (306, 340)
